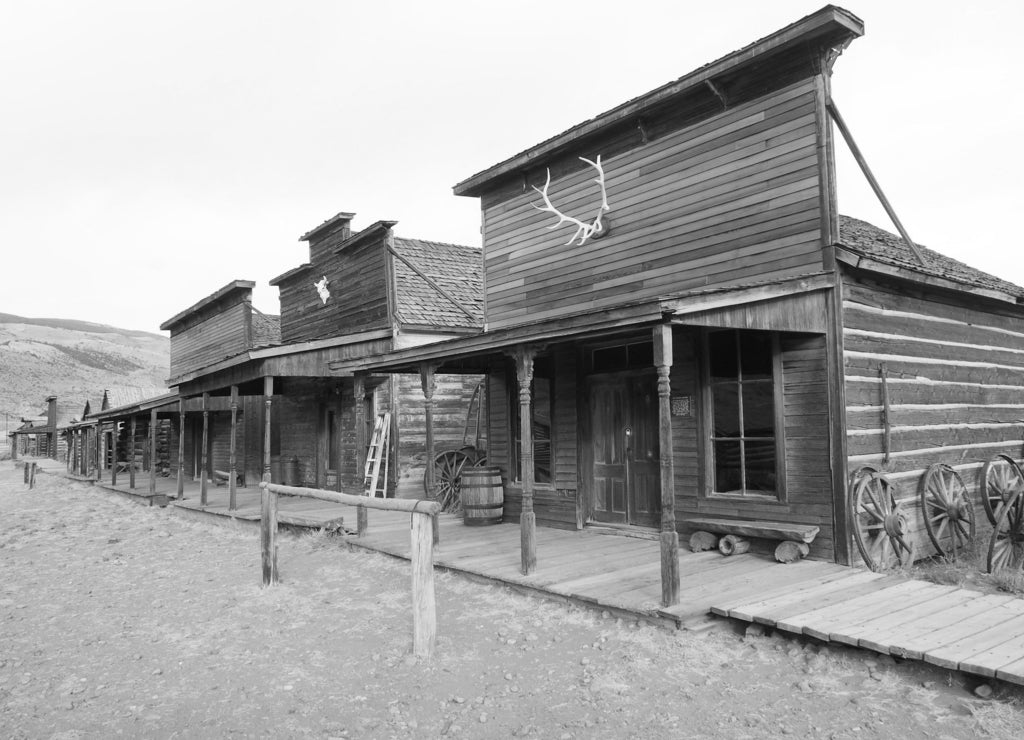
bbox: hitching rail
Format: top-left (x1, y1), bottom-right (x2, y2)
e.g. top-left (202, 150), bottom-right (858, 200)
top-left (258, 481), bottom-right (441, 658)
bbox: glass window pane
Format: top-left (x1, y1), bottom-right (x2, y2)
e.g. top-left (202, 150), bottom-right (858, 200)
top-left (627, 341), bottom-right (653, 369)
top-left (742, 380), bottom-right (774, 437)
top-left (712, 384), bottom-right (740, 437)
top-left (708, 332), bottom-right (737, 381)
top-left (744, 441), bottom-right (776, 492)
top-left (593, 346), bottom-right (626, 373)
top-left (740, 332), bottom-right (772, 379)
top-left (714, 440), bottom-right (742, 493)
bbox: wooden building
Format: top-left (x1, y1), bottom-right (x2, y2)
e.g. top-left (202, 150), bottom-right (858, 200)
top-left (12, 396), bottom-right (79, 461)
top-left (160, 213), bottom-right (484, 502)
top-left (344, 6), bottom-right (1024, 601)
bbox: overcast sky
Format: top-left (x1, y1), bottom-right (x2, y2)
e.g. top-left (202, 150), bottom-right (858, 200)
top-left (2, 1), bottom-right (1021, 334)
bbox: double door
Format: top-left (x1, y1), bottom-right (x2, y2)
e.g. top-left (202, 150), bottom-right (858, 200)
top-left (588, 372), bottom-right (660, 527)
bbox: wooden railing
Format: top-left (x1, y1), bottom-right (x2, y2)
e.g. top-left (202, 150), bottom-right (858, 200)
top-left (258, 480), bottom-right (441, 658)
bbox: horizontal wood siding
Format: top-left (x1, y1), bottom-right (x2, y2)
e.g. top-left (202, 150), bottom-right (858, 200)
top-left (487, 371), bottom-right (511, 504)
top-left (674, 329), bottom-right (834, 559)
top-left (553, 346), bottom-right (578, 505)
top-left (482, 79), bottom-right (824, 329)
top-left (169, 302), bottom-right (249, 379)
top-left (842, 275), bottom-right (1024, 561)
top-left (277, 233), bottom-right (391, 343)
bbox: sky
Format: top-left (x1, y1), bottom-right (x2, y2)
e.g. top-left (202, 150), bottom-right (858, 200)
top-left (2, 1), bottom-right (1022, 335)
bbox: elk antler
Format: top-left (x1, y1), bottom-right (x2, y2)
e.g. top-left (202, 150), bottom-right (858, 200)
top-left (532, 155), bottom-right (610, 246)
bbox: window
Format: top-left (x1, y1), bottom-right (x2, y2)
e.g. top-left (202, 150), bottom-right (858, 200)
top-left (706, 330), bottom-right (782, 497)
top-left (511, 355), bottom-right (553, 485)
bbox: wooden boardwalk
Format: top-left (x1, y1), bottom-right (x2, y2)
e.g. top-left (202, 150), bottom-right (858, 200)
top-left (42, 464), bottom-right (1024, 686)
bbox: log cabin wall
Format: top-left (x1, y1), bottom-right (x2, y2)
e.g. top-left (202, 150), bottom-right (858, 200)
top-left (393, 373), bottom-right (487, 498)
top-left (167, 298), bottom-right (251, 380)
top-left (478, 75), bottom-right (827, 330)
top-left (841, 272), bottom-right (1024, 561)
top-left (275, 229), bottom-right (391, 344)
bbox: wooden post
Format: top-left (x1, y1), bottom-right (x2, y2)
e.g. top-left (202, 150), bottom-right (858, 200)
top-left (354, 372), bottom-right (368, 535)
top-left (200, 392), bottom-right (209, 506)
top-left (94, 423), bottom-right (101, 480)
top-left (229, 385), bottom-right (238, 511)
top-left (654, 324), bottom-right (680, 607)
top-left (129, 415), bottom-right (137, 489)
top-left (149, 408), bottom-right (157, 496)
top-left (111, 423), bottom-right (118, 486)
top-left (260, 474), bottom-right (278, 586)
top-left (411, 511), bottom-right (436, 658)
top-left (29, 462), bottom-right (36, 489)
top-left (176, 400), bottom-right (185, 499)
top-left (513, 345), bottom-right (537, 575)
top-left (419, 364), bottom-right (437, 496)
top-left (263, 376), bottom-right (273, 481)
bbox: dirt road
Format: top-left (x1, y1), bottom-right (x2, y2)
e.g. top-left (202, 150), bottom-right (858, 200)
top-left (1, 466), bottom-right (1021, 738)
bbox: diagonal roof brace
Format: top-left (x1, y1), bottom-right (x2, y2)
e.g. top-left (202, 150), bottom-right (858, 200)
top-left (827, 101), bottom-right (927, 266)
top-left (387, 244), bottom-right (479, 321)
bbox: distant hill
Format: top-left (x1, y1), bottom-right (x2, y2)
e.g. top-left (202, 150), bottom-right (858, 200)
top-left (0, 313), bottom-right (170, 428)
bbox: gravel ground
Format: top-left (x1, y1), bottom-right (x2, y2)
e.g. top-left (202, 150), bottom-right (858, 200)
top-left (1, 465), bottom-right (1022, 739)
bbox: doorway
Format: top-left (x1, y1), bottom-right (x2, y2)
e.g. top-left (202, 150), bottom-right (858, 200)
top-left (587, 371), bottom-right (660, 527)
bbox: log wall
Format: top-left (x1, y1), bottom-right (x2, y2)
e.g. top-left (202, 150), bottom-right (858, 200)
top-left (842, 274), bottom-right (1024, 561)
top-left (480, 78), bottom-right (825, 329)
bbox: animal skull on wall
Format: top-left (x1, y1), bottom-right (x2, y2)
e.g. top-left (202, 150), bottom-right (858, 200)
top-left (314, 275), bottom-right (330, 304)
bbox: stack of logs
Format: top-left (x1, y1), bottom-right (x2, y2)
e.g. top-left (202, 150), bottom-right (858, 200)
top-left (689, 530), bottom-right (811, 563)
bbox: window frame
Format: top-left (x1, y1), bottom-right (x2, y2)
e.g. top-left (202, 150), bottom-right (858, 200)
top-left (700, 329), bottom-right (787, 502)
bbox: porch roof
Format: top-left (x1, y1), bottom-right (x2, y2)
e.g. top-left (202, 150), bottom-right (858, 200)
top-left (333, 272), bottom-right (833, 375)
top-left (87, 390), bottom-right (180, 422)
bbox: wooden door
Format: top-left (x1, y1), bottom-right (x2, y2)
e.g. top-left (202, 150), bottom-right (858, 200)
top-left (588, 373), bottom-right (660, 527)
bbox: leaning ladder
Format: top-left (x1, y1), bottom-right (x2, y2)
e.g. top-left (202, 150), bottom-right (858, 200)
top-left (363, 412), bottom-right (391, 498)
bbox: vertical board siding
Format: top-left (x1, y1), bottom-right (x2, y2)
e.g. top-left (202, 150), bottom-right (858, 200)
top-left (553, 346), bottom-right (578, 494)
top-left (481, 79), bottom-right (824, 329)
top-left (842, 277), bottom-right (1024, 562)
top-left (169, 302), bottom-right (250, 379)
top-left (277, 234), bottom-right (390, 344)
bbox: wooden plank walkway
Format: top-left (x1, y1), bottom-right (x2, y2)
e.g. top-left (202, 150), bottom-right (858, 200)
top-left (62, 466), bottom-right (1024, 686)
top-left (712, 574), bottom-right (1024, 686)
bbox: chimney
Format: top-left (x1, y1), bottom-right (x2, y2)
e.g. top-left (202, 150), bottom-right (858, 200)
top-left (299, 211), bottom-right (355, 266)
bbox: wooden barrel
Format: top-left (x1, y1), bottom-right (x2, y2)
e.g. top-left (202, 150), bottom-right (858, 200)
top-left (461, 466), bottom-right (504, 526)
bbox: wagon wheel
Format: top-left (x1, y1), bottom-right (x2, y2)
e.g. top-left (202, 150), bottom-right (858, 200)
top-left (920, 463), bottom-right (975, 560)
top-left (850, 466), bottom-right (914, 571)
top-left (987, 488), bottom-right (1024, 573)
top-left (980, 454), bottom-right (1024, 525)
top-left (423, 450), bottom-right (471, 514)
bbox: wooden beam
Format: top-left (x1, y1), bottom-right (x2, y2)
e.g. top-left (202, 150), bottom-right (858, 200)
top-left (129, 416), bottom-right (137, 490)
top-left (354, 372), bottom-right (368, 535)
top-left (419, 363), bottom-right (438, 496)
top-left (229, 385), bottom-right (238, 511)
top-left (512, 345), bottom-right (538, 575)
top-left (176, 400), bottom-right (185, 499)
top-left (149, 408), bottom-right (157, 495)
top-left (111, 423), bottom-right (118, 486)
top-left (200, 392), bottom-right (209, 506)
top-left (654, 324), bottom-right (680, 607)
top-left (263, 376), bottom-right (273, 480)
top-left (411, 512), bottom-right (437, 658)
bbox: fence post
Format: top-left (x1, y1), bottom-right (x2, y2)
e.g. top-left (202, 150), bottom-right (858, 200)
top-left (29, 462), bottom-right (37, 489)
top-left (411, 511), bottom-right (436, 658)
top-left (357, 505), bottom-right (367, 536)
top-left (260, 477), bottom-right (278, 587)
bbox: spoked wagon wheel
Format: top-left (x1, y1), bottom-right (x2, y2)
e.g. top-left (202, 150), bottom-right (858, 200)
top-left (980, 454), bottom-right (1024, 525)
top-left (850, 466), bottom-right (914, 571)
top-left (423, 450), bottom-right (472, 513)
top-left (987, 488), bottom-right (1024, 573)
top-left (920, 463), bottom-right (975, 560)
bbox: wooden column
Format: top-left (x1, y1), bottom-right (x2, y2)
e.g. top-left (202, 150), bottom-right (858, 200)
top-left (654, 324), bottom-right (679, 607)
top-left (200, 392), bottom-right (209, 506)
top-left (260, 484), bottom-right (278, 586)
top-left (263, 376), bottom-right (273, 480)
top-left (148, 408), bottom-right (157, 495)
top-left (513, 345), bottom-right (537, 575)
top-left (419, 363), bottom-right (437, 496)
top-left (229, 385), bottom-right (238, 511)
top-left (176, 400), bottom-right (185, 499)
top-left (129, 415), bottom-right (137, 489)
top-left (94, 423), bottom-right (101, 480)
top-left (111, 423), bottom-right (118, 486)
top-left (411, 512), bottom-right (437, 658)
top-left (354, 373), bottom-right (368, 533)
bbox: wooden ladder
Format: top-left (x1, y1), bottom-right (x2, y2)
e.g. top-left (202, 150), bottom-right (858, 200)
top-left (363, 412), bottom-right (391, 498)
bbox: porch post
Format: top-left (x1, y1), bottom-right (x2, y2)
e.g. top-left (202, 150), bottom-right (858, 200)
top-left (354, 373), bottom-right (368, 532)
top-left (514, 345), bottom-right (538, 575)
top-left (229, 385), bottom-right (238, 511)
top-left (94, 423), bottom-right (101, 480)
top-left (262, 376), bottom-right (273, 481)
top-left (654, 324), bottom-right (679, 607)
top-left (111, 423), bottom-right (118, 486)
top-left (149, 408), bottom-right (157, 495)
top-left (176, 400), bottom-right (185, 498)
top-left (200, 392), bottom-right (209, 506)
top-left (419, 364), bottom-right (437, 496)
top-left (129, 415), bottom-right (137, 489)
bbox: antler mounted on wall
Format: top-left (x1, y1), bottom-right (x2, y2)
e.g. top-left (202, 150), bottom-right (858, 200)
top-left (532, 155), bottom-right (610, 246)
